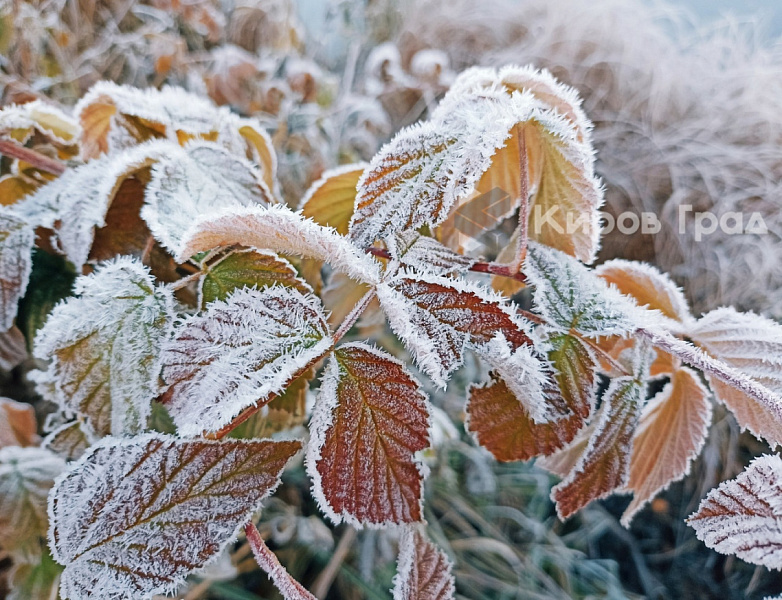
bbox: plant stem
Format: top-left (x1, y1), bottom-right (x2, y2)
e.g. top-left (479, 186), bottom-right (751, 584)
top-left (0, 138), bottom-right (66, 175)
top-left (311, 527), bottom-right (357, 599)
top-left (366, 247), bottom-right (526, 283)
top-left (333, 288), bottom-right (376, 343)
top-left (244, 522), bottom-right (317, 600)
top-left (511, 129), bottom-right (530, 273)
top-left (169, 272), bottom-right (201, 291)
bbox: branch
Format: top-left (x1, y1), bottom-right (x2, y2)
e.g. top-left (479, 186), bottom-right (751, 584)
top-left (0, 138), bottom-right (66, 176)
top-left (244, 522), bottom-right (317, 600)
top-left (311, 527), bottom-right (357, 599)
top-left (366, 247), bottom-right (526, 283)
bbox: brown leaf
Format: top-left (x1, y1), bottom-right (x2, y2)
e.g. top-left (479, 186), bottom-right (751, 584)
top-left (377, 272), bottom-right (532, 387)
top-left (49, 434), bottom-right (301, 600)
top-left (42, 421), bottom-right (91, 462)
top-left (466, 374), bottom-right (582, 462)
top-left (307, 343), bottom-right (430, 526)
top-left (622, 367), bottom-right (712, 525)
top-left (0, 325), bottom-right (28, 371)
top-left (77, 95), bottom-right (116, 159)
top-left (0, 397), bottom-right (37, 448)
top-left (688, 454), bottom-right (782, 569)
top-left (392, 527), bottom-right (455, 600)
top-left (552, 374), bottom-right (645, 519)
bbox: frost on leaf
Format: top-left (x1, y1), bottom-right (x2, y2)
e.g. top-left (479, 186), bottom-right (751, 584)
top-left (551, 346), bottom-right (652, 519)
top-left (307, 343), bottom-right (430, 527)
top-left (349, 88), bottom-right (537, 249)
top-left (141, 141), bottom-right (272, 256)
top-left (387, 231), bottom-right (476, 277)
top-left (12, 143), bottom-right (164, 271)
top-left (0, 210), bottom-right (34, 330)
top-left (596, 259), bottom-right (692, 326)
top-left (49, 434), bottom-right (301, 600)
top-left (0, 100), bottom-right (80, 147)
top-left (161, 286), bottom-right (331, 437)
top-left (179, 204), bottom-right (380, 284)
top-left (75, 82), bottom-right (232, 159)
top-left (0, 397), bottom-right (38, 448)
top-left (688, 454), bottom-right (782, 570)
top-left (466, 373), bottom-right (582, 462)
top-left (524, 243), bottom-right (641, 337)
top-left (299, 163), bottom-right (367, 235)
top-left (392, 527), bottom-right (455, 600)
top-left (34, 258), bottom-right (175, 437)
top-left (622, 367), bottom-right (712, 526)
top-left (0, 446), bottom-right (65, 560)
top-left (434, 65), bottom-right (602, 262)
top-left (42, 422), bottom-right (92, 462)
top-left (376, 270), bottom-right (532, 388)
top-left (690, 307), bottom-right (782, 447)
top-left (199, 249), bottom-right (312, 307)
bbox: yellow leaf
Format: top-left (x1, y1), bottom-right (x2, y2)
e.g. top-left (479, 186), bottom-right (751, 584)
top-left (300, 163), bottom-right (366, 235)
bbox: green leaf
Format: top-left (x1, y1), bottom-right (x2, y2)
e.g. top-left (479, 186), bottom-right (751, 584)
top-left (7, 548), bottom-right (63, 600)
top-left (200, 249), bottom-right (312, 307)
top-left (34, 258), bottom-right (175, 436)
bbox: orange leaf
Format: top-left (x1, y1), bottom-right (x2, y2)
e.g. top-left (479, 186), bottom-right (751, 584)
top-left (300, 163), bottom-right (366, 235)
top-left (622, 367), bottom-right (712, 526)
top-left (0, 397), bottom-right (37, 448)
top-left (392, 527), bottom-right (455, 600)
top-left (596, 259), bottom-right (691, 323)
top-left (77, 95), bottom-right (116, 159)
top-left (688, 454), bottom-right (782, 569)
top-left (307, 343), bottom-right (430, 526)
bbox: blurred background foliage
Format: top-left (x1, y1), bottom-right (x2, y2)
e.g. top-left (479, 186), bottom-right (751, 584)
top-left (2, 0), bottom-right (782, 598)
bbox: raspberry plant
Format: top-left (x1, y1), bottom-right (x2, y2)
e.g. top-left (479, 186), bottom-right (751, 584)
top-left (1, 64), bottom-right (782, 599)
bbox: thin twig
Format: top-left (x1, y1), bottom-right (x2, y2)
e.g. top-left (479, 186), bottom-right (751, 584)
top-left (366, 247), bottom-right (526, 283)
top-left (244, 522), bottom-right (317, 600)
top-left (333, 288), bottom-right (376, 343)
top-left (511, 129), bottom-right (530, 273)
top-left (0, 138), bottom-right (66, 175)
top-left (311, 527), bottom-right (357, 599)
top-left (169, 272), bottom-right (201, 291)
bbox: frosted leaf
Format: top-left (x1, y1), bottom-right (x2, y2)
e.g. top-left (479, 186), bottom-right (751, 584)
top-left (392, 527), bottom-right (455, 600)
top-left (690, 307), bottom-right (782, 446)
top-left (236, 118), bottom-right (278, 195)
top-left (199, 248), bottom-right (312, 307)
top-left (161, 286), bottom-right (332, 437)
top-left (42, 422), bottom-right (93, 462)
top-left (0, 446), bottom-right (65, 560)
top-left (376, 270), bottom-right (532, 387)
top-left (299, 163), bottom-right (367, 235)
top-left (12, 142), bottom-right (167, 271)
top-left (34, 258), bottom-right (175, 437)
top-left (622, 367), bottom-right (712, 526)
top-left (436, 68), bottom-right (603, 262)
top-left (48, 433), bottom-right (301, 600)
top-left (75, 82), bottom-right (231, 158)
top-left (141, 141), bottom-right (273, 256)
top-left (551, 345), bottom-right (653, 519)
top-left (0, 325), bottom-right (29, 371)
top-left (524, 242), bottom-right (643, 337)
top-left (307, 343), bottom-right (430, 527)
top-left (0, 397), bottom-right (38, 448)
top-left (0, 210), bottom-right (34, 329)
top-left (179, 204), bottom-right (380, 284)
top-left (387, 231), bottom-right (476, 277)
top-left (688, 454), bottom-right (782, 570)
top-left (0, 100), bottom-right (80, 146)
top-left (596, 259), bottom-right (692, 326)
top-left (349, 88), bottom-right (539, 248)
top-left (466, 372), bottom-right (583, 463)
top-left (475, 333), bottom-right (551, 423)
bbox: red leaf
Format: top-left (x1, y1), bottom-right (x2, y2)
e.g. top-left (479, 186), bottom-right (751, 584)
top-left (307, 343), bottom-right (430, 526)
top-left (392, 528), bottom-right (455, 600)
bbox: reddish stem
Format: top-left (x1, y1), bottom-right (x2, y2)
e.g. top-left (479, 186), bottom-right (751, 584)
top-left (244, 522), bottom-right (317, 600)
top-left (366, 247), bottom-right (526, 283)
top-left (0, 138), bottom-right (66, 176)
